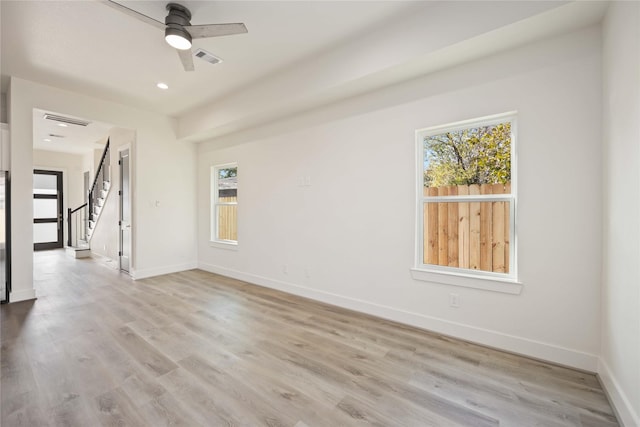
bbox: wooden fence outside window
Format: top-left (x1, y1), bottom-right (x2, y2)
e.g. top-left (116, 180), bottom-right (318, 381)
top-left (217, 196), bottom-right (237, 241)
top-left (423, 183), bottom-right (511, 273)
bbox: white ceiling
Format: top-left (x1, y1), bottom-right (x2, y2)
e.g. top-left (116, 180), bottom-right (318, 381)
top-left (32, 109), bottom-right (112, 155)
top-left (2, 1), bottom-right (609, 148)
top-left (1, 0), bottom-right (418, 117)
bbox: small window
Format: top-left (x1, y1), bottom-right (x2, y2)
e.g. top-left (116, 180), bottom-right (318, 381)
top-left (211, 163), bottom-right (238, 244)
top-left (416, 113), bottom-right (516, 280)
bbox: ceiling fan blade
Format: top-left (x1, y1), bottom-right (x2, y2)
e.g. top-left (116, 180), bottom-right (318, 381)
top-left (186, 23), bottom-right (248, 39)
top-left (177, 49), bottom-right (195, 72)
top-left (101, 1), bottom-right (165, 31)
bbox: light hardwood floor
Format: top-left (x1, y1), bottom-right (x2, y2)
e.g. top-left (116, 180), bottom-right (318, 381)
top-left (1, 249), bottom-right (618, 426)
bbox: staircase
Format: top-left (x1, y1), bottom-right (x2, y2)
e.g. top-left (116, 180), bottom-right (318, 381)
top-left (67, 140), bottom-right (111, 258)
top-left (87, 180), bottom-right (110, 239)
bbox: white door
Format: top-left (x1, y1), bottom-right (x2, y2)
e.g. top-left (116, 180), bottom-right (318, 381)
top-left (0, 172), bottom-right (6, 303)
top-left (119, 149), bottom-right (131, 273)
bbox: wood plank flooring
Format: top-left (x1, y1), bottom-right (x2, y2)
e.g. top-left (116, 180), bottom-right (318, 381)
top-left (1, 249), bottom-right (619, 426)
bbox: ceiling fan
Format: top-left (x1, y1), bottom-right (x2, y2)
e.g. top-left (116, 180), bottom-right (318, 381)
top-left (103, 1), bottom-right (248, 71)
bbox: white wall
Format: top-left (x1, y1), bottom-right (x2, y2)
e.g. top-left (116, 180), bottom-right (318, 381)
top-left (1, 94), bottom-right (7, 124)
top-left (1, 123), bottom-right (9, 171)
top-left (9, 77), bottom-right (198, 301)
top-left (601, 2), bottom-right (640, 426)
top-left (82, 141), bottom-right (108, 189)
top-left (198, 26), bottom-right (603, 371)
top-left (32, 149), bottom-right (84, 247)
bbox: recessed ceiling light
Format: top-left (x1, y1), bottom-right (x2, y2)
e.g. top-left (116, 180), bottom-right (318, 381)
top-left (157, 82), bottom-right (169, 90)
top-left (57, 123), bottom-right (68, 127)
top-left (43, 138), bottom-right (52, 142)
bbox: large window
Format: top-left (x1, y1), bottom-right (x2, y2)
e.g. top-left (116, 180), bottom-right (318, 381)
top-left (211, 163), bottom-right (238, 245)
top-left (415, 112), bottom-right (516, 281)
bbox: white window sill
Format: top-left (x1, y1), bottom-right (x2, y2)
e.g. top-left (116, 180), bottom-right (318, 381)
top-left (209, 240), bottom-right (239, 251)
top-left (410, 268), bottom-right (523, 294)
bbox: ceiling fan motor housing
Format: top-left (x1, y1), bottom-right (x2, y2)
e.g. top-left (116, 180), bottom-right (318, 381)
top-left (165, 3), bottom-right (192, 26)
top-left (165, 3), bottom-right (192, 48)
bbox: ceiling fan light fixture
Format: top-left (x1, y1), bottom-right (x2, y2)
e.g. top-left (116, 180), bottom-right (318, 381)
top-left (165, 27), bottom-right (192, 50)
top-left (105, 0), bottom-right (247, 72)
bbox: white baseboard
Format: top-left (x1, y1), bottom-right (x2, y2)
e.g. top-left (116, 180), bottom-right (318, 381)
top-left (197, 262), bottom-right (599, 372)
top-left (10, 288), bottom-right (37, 302)
top-left (598, 358), bottom-right (640, 427)
top-left (132, 261), bottom-right (198, 280)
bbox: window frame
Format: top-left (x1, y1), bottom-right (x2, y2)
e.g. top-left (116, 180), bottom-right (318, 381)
top-left (210, 162), bottom-right (238, 248)
top-left (413, 112), bottom-right (520, 291)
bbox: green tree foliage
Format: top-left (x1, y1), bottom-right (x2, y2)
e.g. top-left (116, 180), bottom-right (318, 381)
top-left (218, 167), bottom-right (237, 179)
top-left (423, 122), bottom-right (511, 187)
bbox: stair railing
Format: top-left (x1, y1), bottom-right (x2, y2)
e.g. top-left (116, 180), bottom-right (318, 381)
top-left (67, 139), bottom-right (110, 247)
top-left (88, 139), bottom-right (110, 225)
top-left (67, 203), bottom-right (87, 247)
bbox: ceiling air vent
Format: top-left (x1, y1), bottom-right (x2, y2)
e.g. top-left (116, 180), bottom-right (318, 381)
top-left (43, 113), bottom-right (91, 127)
top-left (193, 48), bottom-right (222, 66)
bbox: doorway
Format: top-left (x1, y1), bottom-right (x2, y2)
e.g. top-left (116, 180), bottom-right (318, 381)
top-left (33, 170), bottom-right (63, 250)
top-left (119, 149), bottom-right (130, 273)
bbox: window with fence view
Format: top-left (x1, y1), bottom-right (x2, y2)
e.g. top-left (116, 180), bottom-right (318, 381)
top-left (418, 113), bottom-right (515, 277)
top-left (212, 164), bottom-right (238, 243)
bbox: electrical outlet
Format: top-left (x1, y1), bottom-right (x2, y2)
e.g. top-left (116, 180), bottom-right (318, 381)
top-left (304, 268), bottom-right (310, 278)
top-left (282, 265), bottom-right (288, 274)
top-left (449, 293), bottom-right (460, 308)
